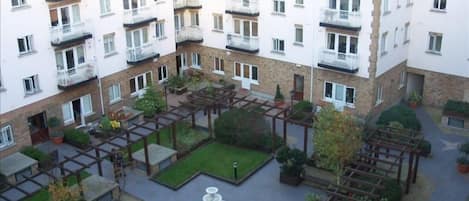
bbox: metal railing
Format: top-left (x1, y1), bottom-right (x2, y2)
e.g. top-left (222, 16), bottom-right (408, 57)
top-left (318, 49), bottom-right (359, 71)
top-left (226, 34), bottom-right (259, 52)
top-left (176, 26), bottom-right (203, 43)
top-left (57, 63), bottom-right (96, 87)
top-left (123, 6), bottom-right (155, 25)
top-left (50, 22), bottom-right (90, 44)
top-left (320, 8), bottom-right (361, 29)
top-left (226, 0), bottom-right (259, 15)
top-left (174, 0), bottom-right (201, 9)
top-left (126, 42), bottom-right (158, 63)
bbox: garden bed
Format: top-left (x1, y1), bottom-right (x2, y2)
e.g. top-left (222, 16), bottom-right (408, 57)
top-left (152, 142), bottom-right (271, 190)
top-left (442, 100), bottom-right (469, 129)
top-left (24, 171), bottom-right (91, 201)
top-left (63, 128), bottom-right (91, 150)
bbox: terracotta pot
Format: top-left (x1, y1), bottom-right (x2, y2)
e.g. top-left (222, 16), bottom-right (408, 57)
top-left (275, 100), bottom-right (285, 107)
top-left (457, 163), bottom-right (469, 174)
top-left (409, 102), bottom-right (418, 109)
top-left (51, 136), bottom-right (63, 145)
top-left (279, 174), bottom-right (302, 186)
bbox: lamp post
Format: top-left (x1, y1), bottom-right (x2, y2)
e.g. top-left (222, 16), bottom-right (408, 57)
top-left (163, 80), bottom-right (169, 111)
top-left (290, 90), bottom-right (295, 106)
top-left (233, 161), bottom-right (238, 180)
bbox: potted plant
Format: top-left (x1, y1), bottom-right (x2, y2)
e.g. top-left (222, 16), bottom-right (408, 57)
top-left (274, 84), bottom-right (285, 107)
top-left (408, 91), bottom-right (422, 108)
top-left (418, 140), bottom-right (432, 157)
top-left (276, 146), bottom-right (306, 186)
top-left (167, 75), bottom-right (187, 95)
top-left (457, 142), bottom-right (469, 174)
top-left (47, 117), bottom-right (63, 144)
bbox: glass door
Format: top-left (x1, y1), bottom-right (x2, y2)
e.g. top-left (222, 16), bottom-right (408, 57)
top-left (339, 0), bottom-right (349, 19)
top-left (338, 35), bottom-right (347, 60)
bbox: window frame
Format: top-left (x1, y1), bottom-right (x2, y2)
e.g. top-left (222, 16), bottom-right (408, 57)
top-left (191, 52), bottom-right (201, 69)
top-left (323, 81), bottom-right (356, 106)
top-left (213, 14), bottom-right (223, 31)
top-left (0, 125), bottom-right (15, 149)
top-left (213, 57), bottom-right (225, 74)
top-left (376, 85), bottom-right (384, 105)
top-left (156, 20), bottom-right (165, 39)
top-left (103, 33), bottom-right (116, 55)
top-left (273, 0), bottom-right (286, 13)
top-left (129, 71), bottom-right (152, 96)
top-left (23, 75), bottom-right (40, 95)
top-left (158, 65), bottom-right (168, 83)
top-left (273, 38), bottom-right (285, 52)
top-left (428, 32), bottom-right (443, 53)
top-left (17, 35), bottom-right (33, 55)
top-left (11, 0), bottom-right (27, 8)
top-left (108, 84), bottom-right (121, 104)
top-left (294, 25), bottom-right (303, 44)
top-left (433, 0), bottom-right (447, 10)
top-left (380, 32), bottom-right (388, 56)
top-left (233, 62), bottom-right (259, 84)
top-left (99, 0), bottom-right (112, 15)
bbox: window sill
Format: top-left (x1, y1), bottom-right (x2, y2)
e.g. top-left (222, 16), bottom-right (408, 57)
top-left (375, 100), bottom-right (384, 107)
top-left (84, 112), bottom-right (95, 118)
top-left (380, 51), bottom-right (388, 57)
top-left (271, 50), bottom-right (285, 55)
top-left (322, 98), bottom-right (355, 109)
top-left (158, 79), bottom-right (168, 84)
top-left (383, 11), bottom-right (391, 16)
top-left (104, 51), bottom-right (118, 58)
top-left (0, 143), bottom-right (16, 152)
top-left (398, 84), bottom-right (405, 90)
top-left (212, 70), bottom-right (225, 75)
top-left (18, 50), bottom-right (37, 58)
top-left (109, 98), bottom-right (122, 105)
top-left (24, 90), bottom-right (42, 98)
top-left (11, 5), bottom-right (31, 11)
top-left (394, 44), bottom-right (398, 48)
top-left (430, 8), bottom-right (446, 13)
top-left (406, 3), bottom-right (414, 7)
top-left (212, 29), bottom-right (224, 34)
top-left (403, 40), bottom-right (410, 45)
top-left (425, 50), bottom-right (442, 56)
top-left (158, 36), bottom-right (167, 41)
top-left (294, 4), bottom-right (304, 8)
top-left (293, 42), bottom-right (304, 47)
top-left (156, 0), bottom-right (166, 5)
top-left (271, 12), bottom-right (286, 17)
top-left (191, 65), bottom-right (202, 70)
top-left (100, 12), bottom-right (115, 18)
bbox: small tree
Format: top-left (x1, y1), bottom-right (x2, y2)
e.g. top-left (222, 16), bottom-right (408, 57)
top-left (276, 146), bottom-right (307, 177)
top-left (48, 180), bottom-right (81, 201)
top-left (313, 105), bottom-right (363, 177)
top-left (134, 84), bottom-right (166, 117)
top-left (274, 84), bottom-right (284, 102)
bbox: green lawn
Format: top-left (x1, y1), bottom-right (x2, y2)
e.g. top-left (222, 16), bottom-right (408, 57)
top-left (154, 142), bottom-right (270, 188)
top-left (24, 171), bottom-right (91, 201)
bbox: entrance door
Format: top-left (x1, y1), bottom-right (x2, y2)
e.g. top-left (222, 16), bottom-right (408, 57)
top-left (241, 64), bottom-right (251, 90)
top-left (72, 99), bottom-right (83, 126)
top-left (293, 74), bottom-right (304, 101)
top-left (28, 112), bottom-right (49, 145)
top-left (176, 53), bottom-right (187, 76)
top-left (405, 73), bottom-right (424, 100)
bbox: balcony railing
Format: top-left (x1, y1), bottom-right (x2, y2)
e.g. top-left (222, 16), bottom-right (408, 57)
top-left (126, 42), bottom-right (159, 65)
top-left (57, 64), bottom-right (97, 89)
top-left (226, 0), bottom-right (259, 16)
top-left (318, 49), bottom-right (359, 73)
top-left (320, 8), bottom-right (361, 31)
top-left (50, 22), bottom-right (92, 46)
top-left (174, 0), bottom-right (202, 10)
top-left (123, 6), bottom-right (157, 27)
top-left (176, 26), bottom-right (203, 44)
top-left (226, 34), bottom-right (259, 53)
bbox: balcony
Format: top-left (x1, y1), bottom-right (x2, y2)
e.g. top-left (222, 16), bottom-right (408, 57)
top-left (126, 42), bottom-right (160, 65)
top-left (226, 34), bottom-right (259, 53)
top-left (319, 8), bottom-right (361, 31)
top-left (57, 64), bottom-right (97, 90)
top-left (123, 6), bottom-right (157, 28)
top-left (50, 22), bottom-right (92, 47)
top-left (176, 26), bottom-right (203, 46)
top-left (225, 0), bottom-right (259, 17)
top-left (318, 49), bottom-right (359, 73)
top-left (174, 0), bottom-right (202, 10)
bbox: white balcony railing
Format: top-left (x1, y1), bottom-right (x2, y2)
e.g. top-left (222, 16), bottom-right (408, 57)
top-left (226, 0), bottom-right (259, 15)
top-left (320, 8), bottom-right (361, 29)
top-left (226, 34), bottom-right (259, 52)
top-left (174, 0), bottom-right (201, 9)
top-left (176, 26), bottom-right (203, 43)
top-left (57, 64), bottom-right (97, 87)
top-left (318, 49), bottom-right (359, 71)
top-left (50, 22), bottom-right (91, 45)
top-left (127, 42), bottom-right (158, 63)
top-left (123, 6), bottom-right (155, 25)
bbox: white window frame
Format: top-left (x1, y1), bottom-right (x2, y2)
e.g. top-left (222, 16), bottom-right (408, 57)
top-left (156, 21), bottom-right (165, 39)
top-left (0, 125), bottom-right (14, 149)
top-left (428, 32), bottom-right (443, 53)
top-left (190, 12), bottom-right (200, 26)
top-left (273, 38), bottom-right (285, 52)
top-left (326, 32), bottom-right (359, 55)
top-left (233, 62), bottom-right (259, 84)
top-left (103, 33), bottom-right (116, 55)
top-left (383, 0), bottom-right (390, 13)
top-left (213, 14), bottom-right (223, 31)
top-left (158, 65), bottom-right (168, 83)
top-left (55, 45), bottom-right (86, 72)
top-left (380, 32), bottom-right (388, 56)
top-left (123, 0), bottom-right (146, 10)
top-left (404, 22), bottom-right (410, 44)
top-left (23, 75), bottom-right (40, 95)
top-left (273, 0), bottom-right (285, 13)
top-left (17, 35), bottom-right (33, 55)
top-left (61, 94), bottom-right (93, 125)
top-left (433, 0), bottom-right (446, 10)
top-left (109, 84), bottom-right (121, 104)
top-left (126, 27), bottom-right (149, 49)
top-left (11, 0), bottom-right (27, 8)
top-left (99, 0), bottom-right (112, 15)
top-left (399, 71), bottom-right (406, 88)
top-left (191, 53), bottom-right (201, 69)
top-left (213, 57), bottom-right (225, 75)
top-left (294, 25), bottom-right (303, 44)
top-left (323, 81), bottom-right (356, 106)
top-left (393, 27), bottom-right (399, 48)
top-left (376, 85), bottom-right (384, 106)
top-left (130, 72), bottom-right (152, 96)
top-left (295, 0), bottom-right (304, 6)
top-left (233, 19), bottom-right (258, 37)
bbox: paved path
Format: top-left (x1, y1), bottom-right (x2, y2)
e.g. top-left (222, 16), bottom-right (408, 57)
top-left (414, 108), bottom-right (469, 201)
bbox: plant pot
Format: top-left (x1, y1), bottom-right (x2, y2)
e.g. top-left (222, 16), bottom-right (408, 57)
top-left (408, 102), bottom-right (418, 109)
top-left (457, 163), bottom-right (469, 174)
top-left (275, 100), bottom-right (285, 107)
top-left (279, 173), bottom-right (303, 186)
top-left (51, 136), bottom-right (63, 145)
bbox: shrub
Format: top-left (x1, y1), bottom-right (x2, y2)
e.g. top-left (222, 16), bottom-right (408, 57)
top-left (377, 105), bottom-right (421, 130)
top-left (167, 75), bottom-right (187, 88)
top-left (381, 180), bottom-right (402, 201)
top-left (291, 101), bottom-right (314, 120)
top-left (99, 116), bottom-right (113, 132)
top-left (21, 146), bottom-right (51, 162)
top-left (444, 100), bottom-right (469, 117)
top-left (305, 193), bottom-right (321, 201)
top-left (408, 91), bottom-right (422, 103)
top-left (134, 85), bottom-right (166, 117)
top-left (418, 140), bottom-right (432, 156)
top-left (388, 121), bottom-right (404, 129)
top-left (274, 84), bottom-right (284, 101)
top-left (276, 146), bottom-right (307, 177)
top-left (460, 142), bottom-right (469, 155)
top-left (214, 108), bottom-right (273, 150)
top-left (64, 128), bottom-right (90, 147)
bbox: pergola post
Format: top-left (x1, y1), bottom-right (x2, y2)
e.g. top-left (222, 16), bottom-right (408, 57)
top-left (155, 117), bottom-right (159, 129)
top-left (172, 123), bottom-right (177, 149)
top-left (413, 154), bottom-right (420, 184)
top-left (125, 131), bottom-right (133, 163)
top-left (272, 117), bottom-right (276, 153)
top-left (283, 111), bottom-right (287, 144)
top-left (95, 148), bottom-right (103, 176)
top-left (405, 152), bottom-right (414, 194)
top-left (156, 131), bottom-right (161, 145)
top-left (191, 112), bottom-right (196, 128)
top-left (143, 136), bottom-right (151, 176)
top-left (303, 126), bottom-right (308, 154)
top-left (397, 153), bottom-right (404, 184)
top-left (207, 107), bottom-right (213, 138)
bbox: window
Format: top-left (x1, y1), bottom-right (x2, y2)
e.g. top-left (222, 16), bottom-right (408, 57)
top-left (326, 32), bottom-right (359, 55)
top-left (393, 27), bottom-right (399, 48)
top-left (158, 65), bottom-right (168, 82)
top-left (49, 4), bottom-right (81, 29)
top-left (380, 32), bottom-right (388, 56)
top-left (233, 62), bottom-right (258, 83)
top-left (324, 82), bottom-right (355, 105)
top-left (295, 25), bottom-right (303, 44)
top-left (0, 125), bottom-right (14, 148)
top-left (191, 12), bottom-right (199, 26)
top-left (404, 23), bottom-right (410, 43)
top-left (109, 84), bottom-right (121, 104)
top-left (399, 71), bottom-right (406, 88)
top-left (273, 38), bottom-right (285, 52)
top-left (376, 85), bottom-right (383, 105)
top-left (383, 0), bottom-right (390, 13)
top-left (233, 19), bottom-right (258, 37)
top-left (100, 0), bottom-right (111, 15)
top-left (295, 0), bottom-right (304, 5)
top-left (17, 35), bottom-right (33, 54)
top-left (396, 0), bottom-right (401, 8)
top-left (448, 117), bottom-right (464, 128)
top-left (130, 72), bottom-right (152, 96)
top-left (433, 0), bottom-right (446, 10)
top-left (214, 58), bottom-right (224, 74)
top-left (55, 45), bottom-right (86, 72)
top-left (11, 0), bottom-right (27, 7)
top-left (428, 32), bottom-right (443, 53)
top-left (23, 75), bottom-right (40, 95)
top-left (213, 14), bottom-right (223, 31)
top-left (406, 0), bottom-right (413, 6)
top-left (273, 0), bottom-right (285, 13)
top-left (62, 94), bottom-right (93, 125)
top-left (156, 21), bottom-right (165, 39)
top-left (103, 33), bottom-right (115, 55)
top-left (191, 53), bottom-right (201, 68)
top-left (123, 0), bottom-right (146, 10)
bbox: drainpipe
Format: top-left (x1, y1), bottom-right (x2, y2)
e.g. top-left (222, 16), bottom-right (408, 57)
top-left (310, 65), bottom-right (314, 103)
top-left (91, 36), bottom-right (105, 116)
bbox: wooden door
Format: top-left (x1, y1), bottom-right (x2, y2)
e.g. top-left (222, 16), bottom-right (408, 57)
top-left (293, 74), bottom-right (304, 101)
top-left (28, 112), bottom-right (49, 145)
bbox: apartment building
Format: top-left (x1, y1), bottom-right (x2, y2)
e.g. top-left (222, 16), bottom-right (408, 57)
top-left (1, 0), bottom-right (468, 158)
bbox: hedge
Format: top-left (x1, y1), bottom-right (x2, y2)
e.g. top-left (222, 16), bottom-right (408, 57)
top-left (377, 105), bottom-right (421, 130)
top-left (291, 101), bottom-right (314, 121)
top-left (21, 146), bottom-right (51, 162)
top-left (444, 100), bottom-right (469, 118)
top-left (381, 180), bottom-right (402, 201)
top-left (64, 128), bottom-right (90, 148)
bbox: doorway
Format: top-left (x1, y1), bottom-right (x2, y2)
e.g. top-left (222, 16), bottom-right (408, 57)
top-left (176, 53), bottom-right (187, 76)
top-left (72, 99), bottom-right (83, 125)
top-left (28, 112), bottom-right (49, 145)
top-left (293, 74), bottom-right (304, 101)
top-left (406, 73), bottom-right (424, 101)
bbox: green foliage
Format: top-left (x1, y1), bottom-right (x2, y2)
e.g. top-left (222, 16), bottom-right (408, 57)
top-left (21, 146), bottom-right (51, 162)
top-left (444, 100), bottom-right (469, 117)
top-left (167, 75), bottom-right (187, 88)
top-left (457, 157), bottom-right (469, 165)
top-left (276, 146), bottom-right (307, 177)
top-left (134, 85), bottom-right (166, 117)
top-left (214, 108), bottom-right (273, 150)
top-left (291, 101), bottom-right (314, 120)
top-left (99, 116), bottom-right (112, 132)
top-left (388, 121), bottom-right (404, 129)
top-left (408, 91), bottom-right (422, 103)
top-left (305, 193), bottom-right (321, 201)
top-left (458, 142), bottom-right (469, 165)
top-left (418, 140), bottom-right (432, 156)
top-left (313, 105), bottom-right (363, 172)
top-left (64, 128), bottom-right (90, 146)
top-left (47, 117), bottom-right (61, 128)
top-left (460, 142), bottom-right (469, 155)
top-left (274, 84), bottom-right (284, 101)
top-left (381, 180), bottom-right (402, 201)
top-left (377, 105), bottom-right (421, 130)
